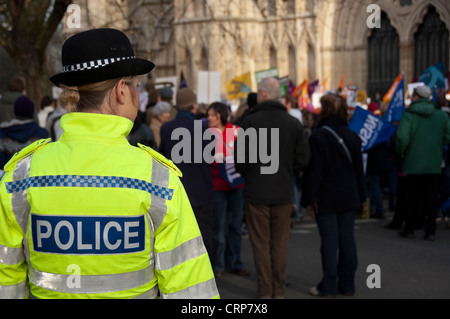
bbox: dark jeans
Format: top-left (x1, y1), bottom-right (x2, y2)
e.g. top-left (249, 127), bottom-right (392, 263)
top-left (403, 174), bottom-right (440, 235)
top-left (365, 173), bottom-right (384, 215)
top-left (315, 211), bottom-right (358, 295)
top-left (212, 188), bottom-right (244, 272)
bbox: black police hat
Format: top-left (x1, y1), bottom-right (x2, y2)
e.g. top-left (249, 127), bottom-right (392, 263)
top-left (50, 28), bottom-right (155, 87)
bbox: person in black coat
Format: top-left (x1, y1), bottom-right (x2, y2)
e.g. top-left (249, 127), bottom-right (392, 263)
top-left (234, 77), bottom-right (310, 299)
top-left (301, 93), bottom-right (365, 298)
top-left (159, 88), bottom-right (215, 256)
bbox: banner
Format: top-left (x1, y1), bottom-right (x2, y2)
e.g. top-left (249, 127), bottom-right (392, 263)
top-left (349, 107), bottom-right (397, 151)
top-left (225, 72), bottom-right (252, 100)
top-left (385, 75), bottom-right (405, 122)
top-left (278, 76), bottom-right (290, 96)
top-left (407, 82), bottom-right (425, 97)
top-left (255, 68), bottom-right (279, 84)
top-left (198, 71), bottom-right (221, 104)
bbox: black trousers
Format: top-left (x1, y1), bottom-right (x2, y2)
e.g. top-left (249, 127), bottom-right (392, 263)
top-left (403, 174), bottom-right (440, 235)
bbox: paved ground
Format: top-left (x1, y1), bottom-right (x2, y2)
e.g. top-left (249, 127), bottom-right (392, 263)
top-left (215, 213), bottom-right (450, 299)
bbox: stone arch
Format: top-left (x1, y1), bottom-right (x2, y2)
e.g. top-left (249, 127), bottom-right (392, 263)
top-left (405, 0), bottom-right (450, 44)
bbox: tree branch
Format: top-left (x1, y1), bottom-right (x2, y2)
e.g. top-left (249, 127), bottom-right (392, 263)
top-left (36, 0), bottom-right (72, 53)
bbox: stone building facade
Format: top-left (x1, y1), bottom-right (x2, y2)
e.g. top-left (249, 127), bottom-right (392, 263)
top-left (66, 0), bottom-right (449, 100)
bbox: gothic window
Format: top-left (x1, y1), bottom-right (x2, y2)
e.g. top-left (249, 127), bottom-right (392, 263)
top-left (268, 0), bottom-right (277, 16)
top-left (367, 11), bottom-right (399, 100)
top-left (285, 0), bottom-right (295, 14)
top-left (308, 42), bottom-right (316, 81)
top-left (200, 47), bottom-right (208, 71)
top-left (270, 46), bottom-right (277, 68)
top-left (414, 6), bottom-right (449, 77)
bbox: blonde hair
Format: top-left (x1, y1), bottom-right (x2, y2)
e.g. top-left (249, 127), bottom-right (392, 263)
top-left (60, 77), bottom-right (135, 113)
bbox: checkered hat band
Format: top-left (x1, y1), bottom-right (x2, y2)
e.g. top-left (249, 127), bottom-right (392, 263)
top-left (6, 175), bottom-right (174, 201)
top-left (62, 56), bottom-right (136, 73)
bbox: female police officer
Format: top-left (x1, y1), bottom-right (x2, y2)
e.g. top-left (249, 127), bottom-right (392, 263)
top-left (0, 28), bottom-right (218, 299)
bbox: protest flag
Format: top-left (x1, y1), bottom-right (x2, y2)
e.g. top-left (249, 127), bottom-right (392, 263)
top-left (287, 80), bottom-right (296, 96)
top-left (385, 75), bottom-right (405, 122)
top-left (293, 79), bottom-right (307, 98)
top-left (382, 73), bottom-right (403, 103)
top-left (349, 106), bottom-right (397, 152)
top-left (320, 78), bottom-right (328, 92)
top-left (225, 72), bottom-right (252, 100)
top-left (339, 75), bottom-right (345, 89)
top-left (298, 83), bottom-right (310, 110)
top-left (179, 71), bottom-right (187, 89)
top-left (308, 80), bottom-right (319, 97)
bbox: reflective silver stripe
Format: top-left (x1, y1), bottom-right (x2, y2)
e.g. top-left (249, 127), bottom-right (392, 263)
top-left (0, 280), bottom-right (29, 299)
top-left (155, 236), bottom-right (207, 271)
top-left (11, 155), bottom-right (33, 234)
top-left (29, 266), bottom-right (155, 294)
top-left (148, 158), bottom-right (170, 231)
top-left (161, 278), bottom-right (219, 299)
top-left (147, 158), bottom-right (171, 269)
top-left (133, 285), bottom-right (159, 299)
top-left (0, 243), bottom-right (24, 265)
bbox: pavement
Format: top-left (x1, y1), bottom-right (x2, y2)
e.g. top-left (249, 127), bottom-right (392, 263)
top-left (215, 212), bottom-right (450, 300)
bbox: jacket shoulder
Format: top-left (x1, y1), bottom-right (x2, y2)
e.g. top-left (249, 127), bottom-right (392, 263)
top-left (4, 138), bottom-right (51, 172)
top-left (138, 143), bottom-right (182, 177)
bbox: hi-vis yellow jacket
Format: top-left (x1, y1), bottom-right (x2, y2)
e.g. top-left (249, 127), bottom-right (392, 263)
top-left (0, 113), bottom-right (219, 299)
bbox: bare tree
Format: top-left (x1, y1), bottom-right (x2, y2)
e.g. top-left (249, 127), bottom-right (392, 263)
top-left (0, 0), bottom-right (72, 107)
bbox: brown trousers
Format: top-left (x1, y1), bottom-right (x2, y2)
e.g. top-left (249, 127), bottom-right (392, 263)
top-left (245, 202), bottom-right (292, 298)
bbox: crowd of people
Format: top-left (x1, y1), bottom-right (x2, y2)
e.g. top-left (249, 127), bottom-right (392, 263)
top-left (1, 32), bottom-right (450, 298)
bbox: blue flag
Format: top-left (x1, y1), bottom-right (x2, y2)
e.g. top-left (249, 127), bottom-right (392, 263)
top-left (418, 62), bottom-right (445, 90)
top-left (349, 107), bottom-right (397, 151)
top-left (179, 71), bottom-right (187, 89)
top-left (385, 76), bottom-right (404, 122)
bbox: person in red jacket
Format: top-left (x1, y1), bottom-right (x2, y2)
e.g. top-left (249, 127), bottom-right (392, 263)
top-left (207, 102), bottom-right (249, 278)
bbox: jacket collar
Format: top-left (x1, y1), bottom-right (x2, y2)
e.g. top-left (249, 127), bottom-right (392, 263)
top-left (175, 110), bottom-right (196, 120)
top-left (318, 114), bottom-right (348, 128)
top-left (250, 100), bottom-right (287, 114)
top-left (59, 112), bottom-right (133, 144)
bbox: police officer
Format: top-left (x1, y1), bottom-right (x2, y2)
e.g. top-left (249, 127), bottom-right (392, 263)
top-left (0, 28), bottom-right (219, 299)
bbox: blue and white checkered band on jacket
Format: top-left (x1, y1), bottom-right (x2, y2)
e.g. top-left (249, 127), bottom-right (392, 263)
top-left (62, 56), bottom-right (137, 73)
top-left (6, 175), bottom-right (174, 201)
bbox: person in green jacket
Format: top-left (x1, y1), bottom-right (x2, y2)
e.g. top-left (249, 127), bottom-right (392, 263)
top-left (396, 85), bottom-right (450, 240)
